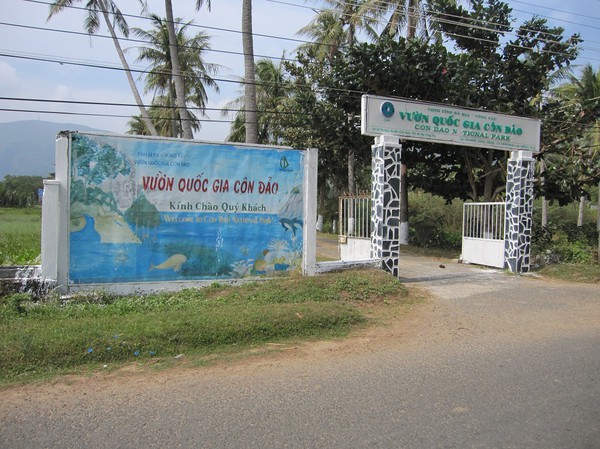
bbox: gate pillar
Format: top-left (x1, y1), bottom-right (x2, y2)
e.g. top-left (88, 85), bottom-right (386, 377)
top-left (371, 135), bottom-right (402, 277)
top-left (504, 150), bottom-right (535, 273)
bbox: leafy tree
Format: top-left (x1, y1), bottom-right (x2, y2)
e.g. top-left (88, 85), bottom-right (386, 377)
top-left (298, 0), bottom-right (381, 195)
top-left (0, 176), bottom-right (44, 208)
top-left (406, 0), bottom-right (578, 202)
top-left (283, 0), bottom-right (579, 207)
top-left (277, 49), bottom-right (373, 213)
top-left (546, 64), bottom-right (600, 228)
top-left (48, 0), bottom-right (158, 136)
top-left (363, 0), bottom-right (473, 243)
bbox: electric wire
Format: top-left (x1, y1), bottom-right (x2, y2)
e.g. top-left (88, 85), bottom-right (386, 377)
top-left (274, 0), bottom-right (596, 43)
top-left (3, 0), bottom-right (598, 132)
top-left (21, 0), bottom-right (600, 60)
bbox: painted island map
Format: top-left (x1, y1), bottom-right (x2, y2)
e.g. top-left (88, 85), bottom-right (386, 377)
top-left (68, 133), bottom-right (305, 284)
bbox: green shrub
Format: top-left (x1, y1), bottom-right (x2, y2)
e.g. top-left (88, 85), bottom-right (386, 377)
top-left (532, 222), bottom-right (597, 265)
top-left (408, 191), bottom-right (463, 250)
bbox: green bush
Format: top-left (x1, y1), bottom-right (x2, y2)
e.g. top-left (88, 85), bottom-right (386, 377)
top-left (532, 222), bottom-right (597, 265)
top-left (408, 191), bottom-right (463, 250)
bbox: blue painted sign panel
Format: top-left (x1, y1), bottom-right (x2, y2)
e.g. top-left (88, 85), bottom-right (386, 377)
top-left (68, 133), bottom-right (305, 284)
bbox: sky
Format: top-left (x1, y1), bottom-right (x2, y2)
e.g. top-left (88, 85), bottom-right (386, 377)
top-left (1, 0), bottom-right (599, 142)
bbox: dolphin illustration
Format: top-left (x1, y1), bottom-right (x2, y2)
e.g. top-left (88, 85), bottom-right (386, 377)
top-left (150, 254), bottom-right (187, 272)
top-left (279, 218), bottom-right (303, 236)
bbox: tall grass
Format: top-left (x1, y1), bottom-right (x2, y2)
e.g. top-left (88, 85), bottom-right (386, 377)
top-left (0, 207), bottom-right (41, 265)
top-left (0, 269), bottom-right (411, 383)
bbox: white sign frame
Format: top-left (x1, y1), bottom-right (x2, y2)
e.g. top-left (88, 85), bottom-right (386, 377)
top-left (361, 95), bottom-right (540, 152)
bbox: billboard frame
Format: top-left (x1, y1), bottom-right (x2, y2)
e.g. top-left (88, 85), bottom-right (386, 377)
top-left (42, 132), bottom-right (317, 294)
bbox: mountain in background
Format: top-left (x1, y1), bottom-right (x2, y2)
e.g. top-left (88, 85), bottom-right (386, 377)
top-left (0, 120), bottom-right (109, 180)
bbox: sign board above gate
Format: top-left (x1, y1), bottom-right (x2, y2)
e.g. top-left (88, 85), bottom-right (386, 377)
top-left (361, 95), bottom-right (541, 153)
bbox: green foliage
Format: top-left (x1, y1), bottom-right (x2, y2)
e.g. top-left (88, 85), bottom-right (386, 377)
top-left (225, 58), bottom-right (289, 145)
top-left (128, 14), bottom-right (219, 137)
top-left (541, 64), bottom-right (600, 205)
top-left (532, 222), bottom-right (597, 264)
top-left (407, 191), bottom-right (463, 250)
top-left (0, 175), bottom-right (44, 208)
top-left (280, 1), bottom-right (581, 203)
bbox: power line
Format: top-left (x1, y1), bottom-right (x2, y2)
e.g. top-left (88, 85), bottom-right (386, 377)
top-left (508, 0), bottom-right (600, 22)
top-left (268, 0), bottom-right (599, 57)
top-left (2, 93), bottom-right (598, 133)
top-left (0, 107), bottom-right (231, 123)
top-left (0, 96), bottom-right (307, 117)
top-left (2, 0), bottom-right (597, 133)
top-left (23, 0), bottom-right (312, 46)
top-left (20, 0), bottom-right (600, 61)
top-left (0, 21), bottom-right (297, 64)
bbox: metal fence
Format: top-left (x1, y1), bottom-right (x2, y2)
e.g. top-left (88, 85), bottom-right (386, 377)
top-left (463, 202), bottom-right (505, 241)
top-left (339, 194), bottom-right (372, 239)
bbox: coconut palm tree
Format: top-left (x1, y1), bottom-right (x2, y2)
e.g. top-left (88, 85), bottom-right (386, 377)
top-left (133, 14), bottom-right (219, 138)
top-left (297, 0), bottom-right (378, 62)
top-left (48, 0), bottom-right (159, 136)
top-left (360, 0), bottom-right (467, 40)
top-left (224, 58), bottom-right (288, 144)
top-left (164, 0), bottom-right (191, 139)
top-left (242, 0), bottom-right (259, 144)
top-left (163, 0), bottom-right (211, 139)
top-left (127, 95), bottom-right (202, 137)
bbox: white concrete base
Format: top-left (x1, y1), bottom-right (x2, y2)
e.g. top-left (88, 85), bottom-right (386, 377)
top-left (340, 237), bottom-right (372, 261)
top-left (461, 238), bottom-right (505, 268)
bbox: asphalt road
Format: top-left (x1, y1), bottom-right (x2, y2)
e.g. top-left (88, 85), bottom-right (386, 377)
top-left (1, 256), bottom-right (599, 449)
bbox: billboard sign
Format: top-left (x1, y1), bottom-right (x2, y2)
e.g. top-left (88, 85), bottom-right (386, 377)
top-left (361, 95), bottom-right (541, 152)
top-left (67, 133), bottom-right (306, 285)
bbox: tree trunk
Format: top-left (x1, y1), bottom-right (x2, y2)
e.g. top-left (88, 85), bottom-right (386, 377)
top-left (399, 162), bottom-right (409, 244)
top-left (577, 195), bottom-right (586, 227)
top-left (541, 197), bottom-right (548, 227)
top-left (165, 0), bottom-right (193, 140)
top-left (399, 0), bottom-right (420, 246)
top-left (242, 0), bottom-right (258, 144)
top-left (169, 81), bottom-right (177, 138)
top-left (540, 159), bottom-right (548, 226)
top-left (100, 6), bottom-right (158, 136)
top-left (348, 147), bottom-right (356, 196)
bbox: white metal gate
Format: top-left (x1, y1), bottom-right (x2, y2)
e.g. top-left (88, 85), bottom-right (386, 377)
top-left (339, 194), bottom-right (372, 261)
top-left (462, 202), bottom-right (505, 268)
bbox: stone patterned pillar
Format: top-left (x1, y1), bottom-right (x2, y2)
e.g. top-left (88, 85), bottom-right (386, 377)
top-left (371, 135), bottom-right (402, 277)
top-left (504, 150), bottom-right (535, 273)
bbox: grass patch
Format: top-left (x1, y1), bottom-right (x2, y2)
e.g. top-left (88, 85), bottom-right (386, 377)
top-left (0, 269), bottom-right (410, 385)
top-left (537, 263), bottom-right (600, 284)
top-left (0, 207), bottom-right (41, 265)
